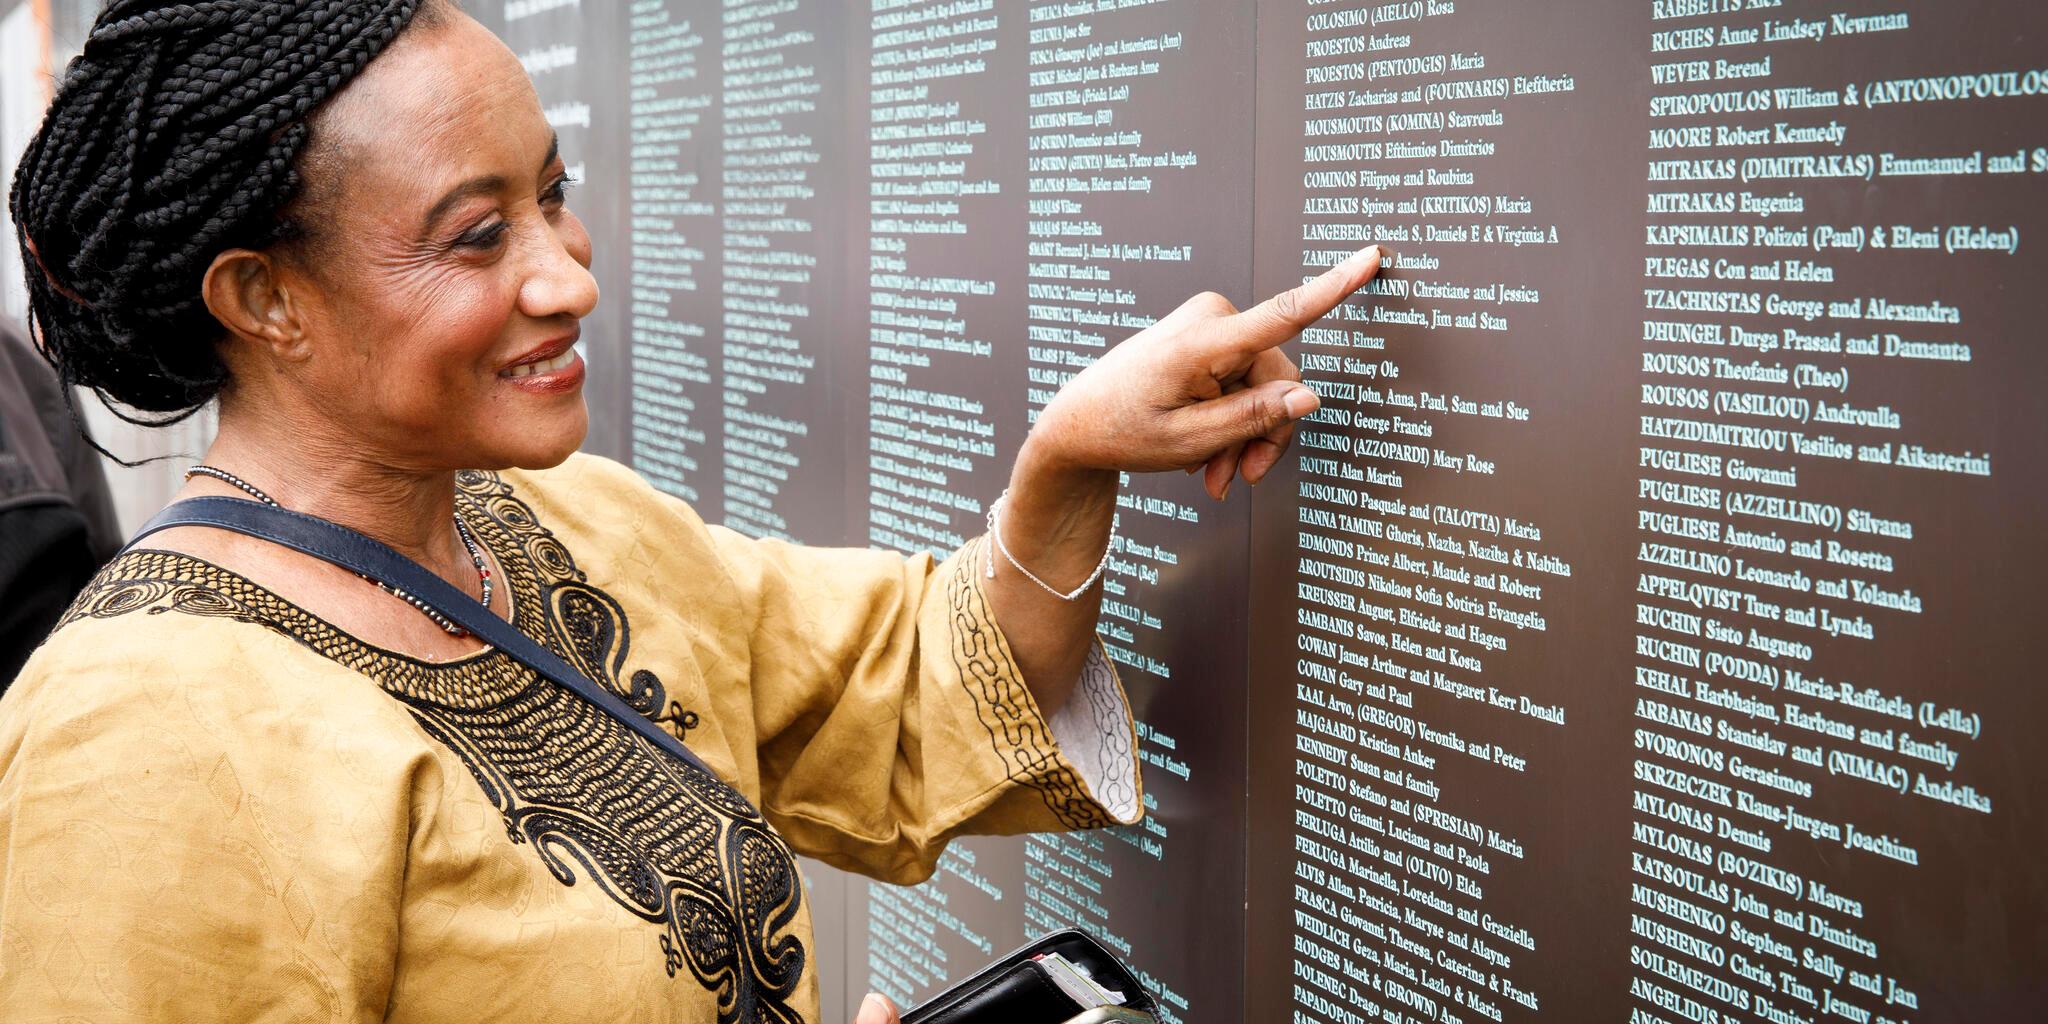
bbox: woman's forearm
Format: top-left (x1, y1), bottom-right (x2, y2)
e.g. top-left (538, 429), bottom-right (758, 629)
top-left (983, 435), bottom-right (1121, 716)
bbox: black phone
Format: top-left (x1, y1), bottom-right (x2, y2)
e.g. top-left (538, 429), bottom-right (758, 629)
top-left (899, 929), bottom-right (1159, 1024)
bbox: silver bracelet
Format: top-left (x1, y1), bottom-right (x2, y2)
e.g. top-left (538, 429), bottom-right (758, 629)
top-left (982, 489), bottom-right (1115, 602)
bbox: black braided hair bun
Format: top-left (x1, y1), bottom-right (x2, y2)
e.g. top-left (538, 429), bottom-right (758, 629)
top-left (8, 0), bottom-right (440, 423)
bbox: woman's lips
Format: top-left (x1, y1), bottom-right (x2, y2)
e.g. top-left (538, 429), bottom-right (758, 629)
top-left (499, 346), bottom-right (585, 394)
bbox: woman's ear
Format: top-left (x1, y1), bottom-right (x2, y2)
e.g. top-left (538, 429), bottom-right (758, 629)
top-left (201, 248), bottom-right (311, 361)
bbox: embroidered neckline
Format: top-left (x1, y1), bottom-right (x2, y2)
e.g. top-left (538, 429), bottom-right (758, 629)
top-left (64, 487), bottom-right (533, 679)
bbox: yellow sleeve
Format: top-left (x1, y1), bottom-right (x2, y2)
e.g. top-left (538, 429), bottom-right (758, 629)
top-left (0, 620), bottom-right (426, 1023)
top-left (702, 526), bottom-right (1144, 886)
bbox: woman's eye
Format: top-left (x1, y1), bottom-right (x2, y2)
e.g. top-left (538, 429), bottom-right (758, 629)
top-left (457, 221), bottom-right (510, 250)
top-left (542, 172), bottom-right (577, 207)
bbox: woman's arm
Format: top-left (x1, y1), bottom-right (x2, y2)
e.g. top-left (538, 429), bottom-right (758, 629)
top-left (987, 244), bottom-right (1385, 713)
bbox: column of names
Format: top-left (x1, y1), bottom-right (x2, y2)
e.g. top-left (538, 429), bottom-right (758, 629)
top-left (1273, 2), bottom-right (1592, 1021)
top-left (1626, 5), bottom-right (2035, 1022)
top-left (717, 0), bottom-right (826, 538)
top-left (627, 0), bottom-right (721, 505)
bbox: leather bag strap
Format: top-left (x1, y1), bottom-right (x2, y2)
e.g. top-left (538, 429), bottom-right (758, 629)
top-left (128, 495), bottom-right (712, 775)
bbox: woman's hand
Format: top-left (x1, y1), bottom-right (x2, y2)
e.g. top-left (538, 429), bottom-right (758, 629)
top-left (985, 244), bottom-right (1384, 719)
top-left (1027, 244), bottom-right (1384, 500)
top-left (855, 992), bottom-right (902, 1024)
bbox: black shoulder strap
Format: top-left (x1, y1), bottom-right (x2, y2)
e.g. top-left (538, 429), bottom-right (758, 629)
top-left (129, 496), bottom-right (711, 775)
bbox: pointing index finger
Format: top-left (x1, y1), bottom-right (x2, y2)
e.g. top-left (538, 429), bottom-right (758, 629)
top-left (1231, 244), bottom-right (1385, 352)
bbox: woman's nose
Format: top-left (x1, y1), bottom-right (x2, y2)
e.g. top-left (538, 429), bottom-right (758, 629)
top-left (520, 216), bottom-right (599, 320)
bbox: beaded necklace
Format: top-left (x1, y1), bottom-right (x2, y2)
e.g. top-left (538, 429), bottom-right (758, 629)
top-left (181, 465), bottom-right (492, 637)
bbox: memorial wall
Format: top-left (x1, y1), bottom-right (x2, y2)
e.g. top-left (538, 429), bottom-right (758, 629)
top-left (471, 2), bottom-right (2047, 1020)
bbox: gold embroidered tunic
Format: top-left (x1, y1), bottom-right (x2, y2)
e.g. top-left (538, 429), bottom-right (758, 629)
top-left (0, 454), bottom-right (1140, 1023)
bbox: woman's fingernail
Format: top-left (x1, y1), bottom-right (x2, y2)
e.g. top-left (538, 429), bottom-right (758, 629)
top-left (1284, 387), bottom-right (1319, 419)
top-left (1375, 245), bottom-right (1395, 265)
top-left (861, 993), bottom-right (884, 1018)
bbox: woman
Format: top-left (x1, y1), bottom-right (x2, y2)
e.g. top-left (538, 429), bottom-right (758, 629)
top-left (0, 1), bottom-right (1381, 1021)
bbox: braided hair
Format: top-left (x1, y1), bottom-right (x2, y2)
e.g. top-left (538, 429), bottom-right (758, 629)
top-left (8, 0), bottom-right (442, 435)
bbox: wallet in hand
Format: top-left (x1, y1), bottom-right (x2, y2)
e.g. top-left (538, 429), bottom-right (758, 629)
top-left (900, 929), bottom-right (1159, 1024)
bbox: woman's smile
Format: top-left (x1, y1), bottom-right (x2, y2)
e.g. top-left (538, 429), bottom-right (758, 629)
top-left (499, 332), bottom-right (586, 394)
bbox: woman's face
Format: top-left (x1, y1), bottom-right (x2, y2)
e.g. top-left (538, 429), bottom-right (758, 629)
top-left (261, 10), bottom-right (597, 471)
